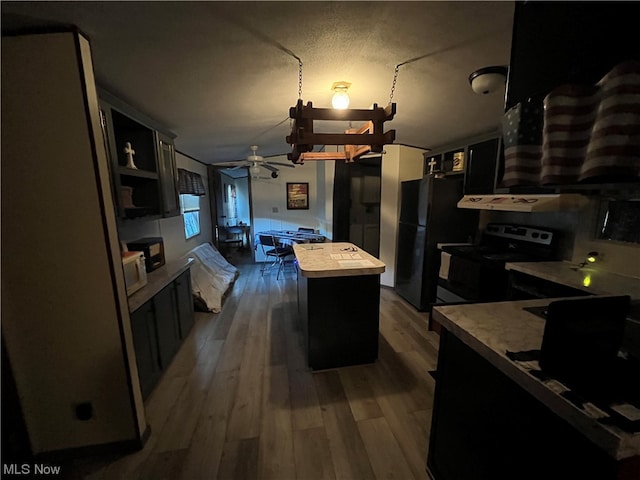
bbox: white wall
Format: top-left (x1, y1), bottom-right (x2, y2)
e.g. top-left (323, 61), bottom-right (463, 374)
top-left (248, 146), bottom-right (425, 276)
top-left (2, 32), bottom-right (144, 453)
top-left (118, 152), bottom-right (212, 262)
top-left (379, 144), bottom-right (427, 287)
top-left (251, 155), bottom-right (330, 261)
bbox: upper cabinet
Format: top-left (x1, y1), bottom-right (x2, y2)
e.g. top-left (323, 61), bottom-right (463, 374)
top-left (156, 131), bottom-right (180, 217)
top-left (424, 135), bottom-right (500, 196)
top-left (506, 2), bottom-right (638, 109)
top-left (501, 3), bottom-right (639, 192)
top-left (98, 89), bottom-right (180, 219)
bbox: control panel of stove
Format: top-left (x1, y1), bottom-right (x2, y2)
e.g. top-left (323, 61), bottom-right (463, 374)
top-left (484, 224), bottom-right (554, 246)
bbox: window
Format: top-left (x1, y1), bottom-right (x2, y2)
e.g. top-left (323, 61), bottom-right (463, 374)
top-left (181, 194), bottom-right (200, 239)
top-left (597, 199), bottom-right (640, 244)
top-left (177, 168), bottom-right (206, 240)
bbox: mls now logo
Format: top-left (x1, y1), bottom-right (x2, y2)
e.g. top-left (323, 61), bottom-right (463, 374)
top-left (3, 464), bottom-right (62, 475)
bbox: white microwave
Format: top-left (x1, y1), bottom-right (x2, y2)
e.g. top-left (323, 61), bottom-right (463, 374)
top-left (122, 251), bottom-right (147, 296)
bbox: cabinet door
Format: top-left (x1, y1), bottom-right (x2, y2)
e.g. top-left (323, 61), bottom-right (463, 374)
top-left (175, 270), bottom-right (195, 339)
top-left (153, 283), bottom-right (181, 369)
top-left (157, 132), bottom-right (180, 218)
top-left (465, 138), bottom-right (499, 195)
top-left (130, 301), bottom-right (161, 399)
top-left (507, 3), bottom-right (638, 109)
top-left (98, 106), bottom-right (122, 219)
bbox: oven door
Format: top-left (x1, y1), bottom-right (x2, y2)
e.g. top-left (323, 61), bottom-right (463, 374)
top-left (445, 255), bottom-right (483, 301)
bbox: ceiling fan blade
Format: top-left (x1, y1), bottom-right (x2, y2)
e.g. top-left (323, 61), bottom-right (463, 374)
top-left (214, 161), bottom-right (248, 167)
top-left (267, 161), bottom-right (296, 168)
top-left (261, 163), bottom-right (278, 173)
top-left (228, 164), bottom-right (247, 171)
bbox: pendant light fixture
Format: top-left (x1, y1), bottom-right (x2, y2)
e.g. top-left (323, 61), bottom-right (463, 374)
top-left (286, 60), bottom-right (396, 163)
top-left (331, 81), bottom-right (351, 109)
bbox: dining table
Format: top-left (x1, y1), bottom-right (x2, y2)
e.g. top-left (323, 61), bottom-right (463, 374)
top-left (255, 229), bottom-right (326, 246)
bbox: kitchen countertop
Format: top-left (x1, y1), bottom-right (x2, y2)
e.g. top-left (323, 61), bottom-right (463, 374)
top-left (128, 256), bottom-right (194, 312)
top-left (293, 242), bottom-right (385, 278)
top-left (505, 261), bottom-right (640, 299)
top-left (432, 299), bottom-right (640, 461)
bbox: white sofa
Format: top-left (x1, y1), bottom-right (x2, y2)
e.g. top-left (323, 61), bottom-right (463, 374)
top-left (186, 243), bottom-right (239, 313)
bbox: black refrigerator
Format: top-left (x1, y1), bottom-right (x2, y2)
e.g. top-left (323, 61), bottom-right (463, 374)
top-left (395, 176), bottom-right (479, 311)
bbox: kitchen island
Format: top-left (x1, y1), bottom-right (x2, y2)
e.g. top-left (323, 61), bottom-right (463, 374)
top-left (427, 299), bottom-right (640, 480)
top-left (293, 242), bottom-right (385, 370)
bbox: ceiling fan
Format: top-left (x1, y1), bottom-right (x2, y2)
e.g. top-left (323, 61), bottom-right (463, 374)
top-left (220, 145), bottom-right (295, 179)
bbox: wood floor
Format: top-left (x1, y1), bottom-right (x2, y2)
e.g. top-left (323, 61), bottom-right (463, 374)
top-left (72, 260), bottom-right (440, 480)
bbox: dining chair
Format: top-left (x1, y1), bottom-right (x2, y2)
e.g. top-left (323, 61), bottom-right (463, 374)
top-left (258, 234), bottom-right (293, 279)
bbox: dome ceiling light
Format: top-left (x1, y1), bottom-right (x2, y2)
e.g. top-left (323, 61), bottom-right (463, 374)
top-left (469, 66), bottom-right (508, 95)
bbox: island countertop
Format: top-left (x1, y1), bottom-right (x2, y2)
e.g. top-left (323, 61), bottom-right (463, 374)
top-left (505, 261), bottom-right (640, 299)
top-left (432, 299), bottom-right (640, 461)
top-left (293, 242), bottom-right (385, 278)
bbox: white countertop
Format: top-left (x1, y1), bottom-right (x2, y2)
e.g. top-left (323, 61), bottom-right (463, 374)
top-left (128, 257), bottom-right (193, 312)
top-left (432, 299), bottom-right (640, 460)
top-left (506, 261), bottom-right (640, 299)
top-left (293, 242), bottom-right (385, 278)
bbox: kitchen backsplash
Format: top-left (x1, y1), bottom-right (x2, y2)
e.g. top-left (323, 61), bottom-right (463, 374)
top-left (480, 197), bottom-right (640, 279)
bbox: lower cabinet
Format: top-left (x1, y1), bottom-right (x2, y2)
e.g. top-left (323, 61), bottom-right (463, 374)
top-left (130, 269), bottom-right (194, 399)
top-left (130, 302), bottom-right (161, 400)
top-left (154, 282), bottom-right (181, 370)
top-left (427, 330), bottom-right (618, 480)
top-left (175, 271), bottom-right (195, 338)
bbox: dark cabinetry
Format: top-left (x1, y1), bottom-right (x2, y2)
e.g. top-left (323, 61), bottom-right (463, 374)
top-left (424, 136), bottom-right (500, 195)
top-left (298, 270), bottom-right (380, 370)
top-left (506, 2), bottom-right (638, 109)
top-left (465, 138), bottom-right (501, 195)
top-left (175, 271), bottom-right (195, 337)
top-left (130, 270), bottom-right (194, 399)
top-left (154, 283), bottom-right (181, 369)
top-left (427, 330), bottom-right (618, 480)
top-left (157, 131), bottom-right (180, 217)
top-left (99, 89), bottom-right (179, 220)
top-left (130, 302), bottom-right (161, 399)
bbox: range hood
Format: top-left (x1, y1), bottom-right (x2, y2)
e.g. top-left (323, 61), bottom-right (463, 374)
top-left (457, 194), bottom-right (588, 212)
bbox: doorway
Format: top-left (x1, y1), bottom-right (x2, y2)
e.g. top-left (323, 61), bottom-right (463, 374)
top-left (332, 157), bottom-right (382, 256)
top-left (208, 166), bottom-right (252, 251)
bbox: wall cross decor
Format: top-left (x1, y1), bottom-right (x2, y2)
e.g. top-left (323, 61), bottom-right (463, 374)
top-left (286, 100), bottom-right (396, 163)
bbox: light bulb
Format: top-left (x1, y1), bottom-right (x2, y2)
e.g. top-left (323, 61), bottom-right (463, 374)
top-left (249, 164), bottom-right (260, 178)
top-left (586, 251), bottom-right (598, 263)
top-left (332, 90), bottom-right (350, 109)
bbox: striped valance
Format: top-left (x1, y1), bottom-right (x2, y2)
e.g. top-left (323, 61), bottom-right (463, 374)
top-left (178, 168), bottom-right (206, 196)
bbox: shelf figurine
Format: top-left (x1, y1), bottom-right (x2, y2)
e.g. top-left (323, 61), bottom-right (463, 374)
top-left (124, 141), bottom-right (137, 169)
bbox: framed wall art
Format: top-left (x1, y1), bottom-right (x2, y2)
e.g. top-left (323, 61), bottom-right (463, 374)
top-left (286, 182), bottom-right (309, 210)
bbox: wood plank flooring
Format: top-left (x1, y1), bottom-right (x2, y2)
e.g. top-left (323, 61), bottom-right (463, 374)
top-left (70, 261), bottom-right (439, 480)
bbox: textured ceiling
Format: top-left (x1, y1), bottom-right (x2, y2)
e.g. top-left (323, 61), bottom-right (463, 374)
top-left (2, 1), bottom-right (515, 164)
